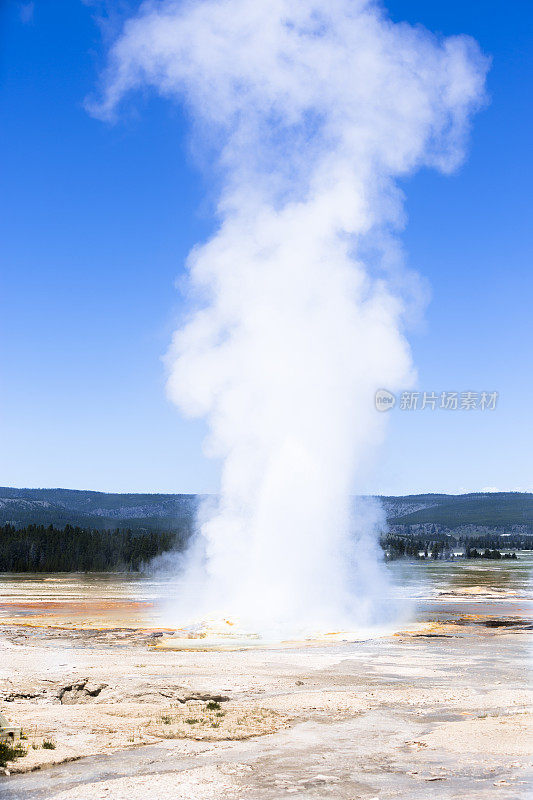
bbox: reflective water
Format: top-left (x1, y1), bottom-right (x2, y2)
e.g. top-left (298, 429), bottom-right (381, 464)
top-left (0, 553), bottom-right (531, 631)
top-left (389, 551), bottom-right (533, 623)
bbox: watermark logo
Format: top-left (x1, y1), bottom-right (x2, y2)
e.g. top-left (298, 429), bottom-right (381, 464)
top-left (375, 390), bottom-right (498, 411)
top-left (375, 389), bottom-right (397, 412)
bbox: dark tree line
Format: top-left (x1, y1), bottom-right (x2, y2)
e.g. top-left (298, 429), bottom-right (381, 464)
top-left (381, 531), bottom-right (532, 561)
top-left (465, 547), bottom-right (517, 560)
top-left (0, 524), bottom-right (187, 572)
top-left (0, 524), bottom-right (530, 573)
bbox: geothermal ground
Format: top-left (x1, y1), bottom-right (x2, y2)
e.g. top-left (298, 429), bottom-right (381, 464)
top-left (0, 560), bottom-right (532, 799)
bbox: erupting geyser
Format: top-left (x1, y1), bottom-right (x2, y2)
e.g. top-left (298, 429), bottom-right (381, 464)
top-left (93, 0), bottom-right (488, 638)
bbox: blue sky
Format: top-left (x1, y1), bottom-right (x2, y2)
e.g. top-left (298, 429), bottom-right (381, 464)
top-left (1, 0), bottom-right (531, 495)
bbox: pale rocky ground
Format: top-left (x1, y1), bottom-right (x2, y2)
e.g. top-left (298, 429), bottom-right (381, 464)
top-left (0, 618), bottom-right (532, 799)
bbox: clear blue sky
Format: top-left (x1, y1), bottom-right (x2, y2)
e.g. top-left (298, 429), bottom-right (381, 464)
top-left (1, 0), bottom-right (531, 495)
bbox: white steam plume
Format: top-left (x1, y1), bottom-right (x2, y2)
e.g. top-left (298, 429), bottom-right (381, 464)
top-left (92, 0), bottom-right (488, 637)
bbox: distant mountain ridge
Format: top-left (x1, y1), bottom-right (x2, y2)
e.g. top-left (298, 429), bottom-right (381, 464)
top-left (381, 492), bottom-right (533, 537)
top-left (0, 487), bottom-right (200, 532)
top-left (0, 487), bottom-right (531, 536)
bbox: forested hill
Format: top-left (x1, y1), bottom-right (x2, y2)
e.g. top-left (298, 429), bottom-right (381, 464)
top-left (0, 488), bottom-right (199, 533)
top-left (0, 487), bottom-right (532, 536)
top-left (381, 492), bottom-right (533, 534)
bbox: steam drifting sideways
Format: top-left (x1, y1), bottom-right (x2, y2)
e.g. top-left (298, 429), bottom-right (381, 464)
top-left (92, 0), bottom-right (488, 639)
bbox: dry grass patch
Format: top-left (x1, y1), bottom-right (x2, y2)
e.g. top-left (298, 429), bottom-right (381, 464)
top-left (146, 700), bottom-right (286, 741)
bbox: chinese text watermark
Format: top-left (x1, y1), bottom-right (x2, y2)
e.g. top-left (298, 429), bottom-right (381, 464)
top-left (375, 389), bottom-right (498, 412)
